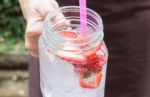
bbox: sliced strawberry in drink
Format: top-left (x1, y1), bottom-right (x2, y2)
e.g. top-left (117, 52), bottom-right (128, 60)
top-left (55, 31), bottom-right (88, 64)
top-left (56, 50), bottom-right (86, 65)
top-left (84, 43), bottom-right (107, 72)
top-left (73, 64), bottom-right (89, 77)
top-left (84, 50), bottom-right (103, 72)
top-left (79, 72), bottom-right (102, 89)
top-left (60, 31), bottom-right (78, 38)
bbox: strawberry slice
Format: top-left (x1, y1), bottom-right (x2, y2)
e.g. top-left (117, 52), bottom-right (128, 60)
top-left (83, 43), bottom-right (106, 72)
top-left (55, 31), bottom-right (87, 64)
top-left (85, 51), bottom-right (103, 72)
top-left (79, 72), bottom-right (102, 89)
top-left (60, 31), bottom-right (78, 38)
top-left (56, 50), bottom-right (86, 64)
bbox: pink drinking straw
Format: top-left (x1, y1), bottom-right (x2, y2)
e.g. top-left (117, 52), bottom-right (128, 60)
top-left (79, 0), bottom-right (87, 34)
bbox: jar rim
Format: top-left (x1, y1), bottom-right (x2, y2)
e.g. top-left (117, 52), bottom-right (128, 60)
top-left (42, 6), bottom-right (104, 51)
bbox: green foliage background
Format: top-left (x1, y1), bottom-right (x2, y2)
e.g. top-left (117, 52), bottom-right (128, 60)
top-left (0, 0), bottom-right (26, 53)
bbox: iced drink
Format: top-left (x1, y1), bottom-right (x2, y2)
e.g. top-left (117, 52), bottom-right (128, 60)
top-left (39, 6), bottom-right (108, 97)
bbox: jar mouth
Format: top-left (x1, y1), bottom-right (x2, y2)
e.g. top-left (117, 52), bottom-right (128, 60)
top-left (43, 6), bottom-right (104, 51)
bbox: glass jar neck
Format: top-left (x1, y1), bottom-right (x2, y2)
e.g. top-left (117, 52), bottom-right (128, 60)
top-left (42, 6), bottom-right (104, 52)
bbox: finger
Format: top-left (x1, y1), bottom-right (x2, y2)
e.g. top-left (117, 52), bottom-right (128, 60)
top-left (25, 17), bottom-right (43, 57)
top-left (35, 0), bottom-right (59, 19)
top-left (25, 31), bottom-right (40, 58)
top-left (30, 49), bottom-right (39, 58)
top-left (26, 15), bottom-right (44, 33)
top-left (25, 34), bottom-right (39, 58)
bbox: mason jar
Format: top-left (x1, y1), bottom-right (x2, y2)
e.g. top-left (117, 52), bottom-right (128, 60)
top-left (39, 6), bottom-right (108, 97)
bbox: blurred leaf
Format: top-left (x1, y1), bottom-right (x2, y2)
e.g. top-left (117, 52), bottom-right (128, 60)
top-left (0, 0), bottom-right (26, 53)
top-left (3, 0), bottom-right (12, 7)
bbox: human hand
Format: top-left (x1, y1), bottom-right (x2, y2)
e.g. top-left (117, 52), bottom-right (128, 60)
top-left (19, 0), bottom-right (59, 58)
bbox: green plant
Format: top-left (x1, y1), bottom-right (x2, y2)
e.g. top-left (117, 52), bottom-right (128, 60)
top-left (0, 0), bottom-right (26, 53)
